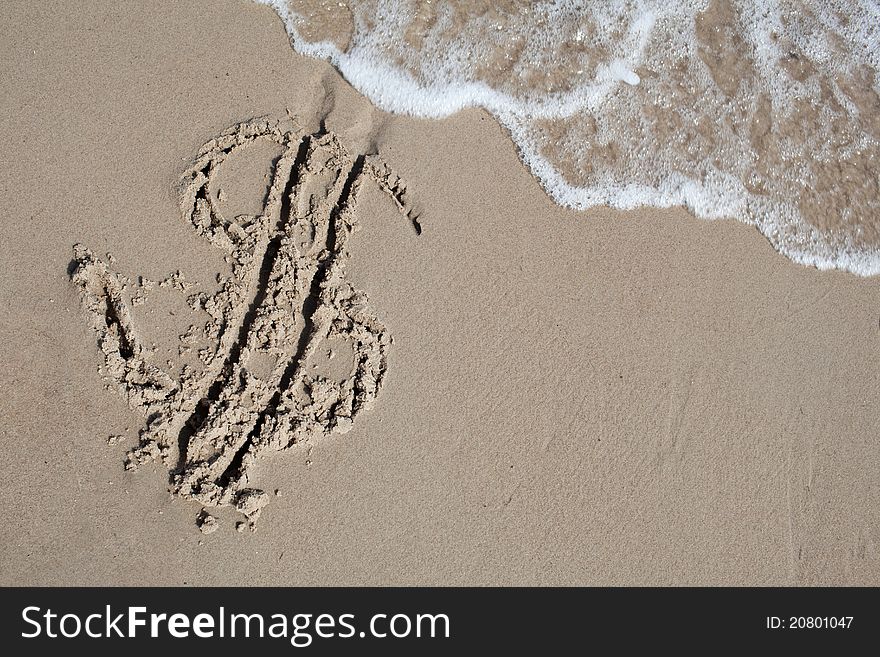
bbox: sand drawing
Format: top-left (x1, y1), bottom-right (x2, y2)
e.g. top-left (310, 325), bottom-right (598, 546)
top-left (71, 120), bottom-right (418, 530)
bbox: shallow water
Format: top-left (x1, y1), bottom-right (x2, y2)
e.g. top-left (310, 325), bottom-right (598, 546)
top-left (260, 0), bottom-right (880, 275)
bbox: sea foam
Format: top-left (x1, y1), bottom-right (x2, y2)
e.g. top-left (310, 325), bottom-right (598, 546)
top-left (259, 0), bottom-right (880, 276)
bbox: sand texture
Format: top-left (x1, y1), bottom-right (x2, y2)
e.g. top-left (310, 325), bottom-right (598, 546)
top-left (1, 0), bottom-right (879, 585)
top-left (71, 119), bottom-right (417, 528)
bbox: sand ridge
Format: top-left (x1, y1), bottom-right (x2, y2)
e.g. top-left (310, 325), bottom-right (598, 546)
top-left (71, 119), bottom-right (417, 530)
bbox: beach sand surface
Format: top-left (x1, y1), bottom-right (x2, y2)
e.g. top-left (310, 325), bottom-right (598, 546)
top-left (0, 0), bottom-right (878, 585)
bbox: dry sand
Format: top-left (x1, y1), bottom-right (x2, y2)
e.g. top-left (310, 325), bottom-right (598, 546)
top-left (1, 0), bottom-right (878, 585)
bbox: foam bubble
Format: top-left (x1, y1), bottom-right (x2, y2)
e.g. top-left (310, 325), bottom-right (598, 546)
top-left (609, 61), bottom-right (641, 86)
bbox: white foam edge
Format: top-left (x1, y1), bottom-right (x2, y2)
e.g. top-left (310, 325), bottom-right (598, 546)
top-left (256, 0), bottom-right (880, 277)
top-left (505, 116), bottom-right (880, 277)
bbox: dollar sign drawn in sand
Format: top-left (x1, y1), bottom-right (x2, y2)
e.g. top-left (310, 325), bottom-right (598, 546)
top-left (71, 120), bottom-right (420, 530)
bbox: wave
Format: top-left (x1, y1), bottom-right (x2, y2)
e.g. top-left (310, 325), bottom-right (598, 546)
top-left (259, 0), bottom-right (880, 275)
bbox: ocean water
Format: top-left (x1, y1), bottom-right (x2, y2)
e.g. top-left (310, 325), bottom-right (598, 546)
top-left (259, 0), bottom-right (880, 275)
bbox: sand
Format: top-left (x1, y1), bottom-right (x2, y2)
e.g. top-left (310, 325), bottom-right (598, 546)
top-left (1, 0), bottom-right (878, 585)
